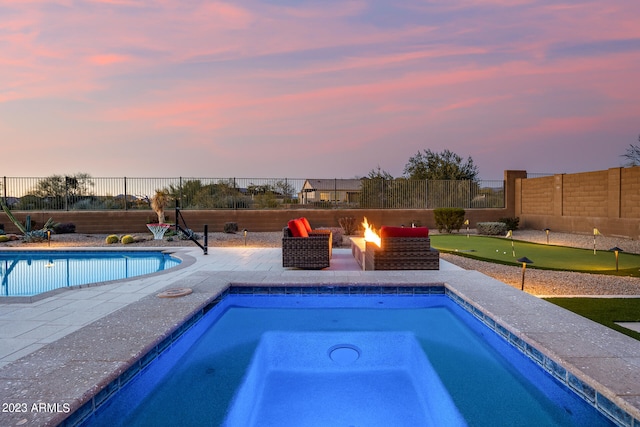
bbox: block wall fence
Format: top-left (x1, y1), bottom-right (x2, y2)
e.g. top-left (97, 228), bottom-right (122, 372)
top-left (515, 167), bottom-right (640, 240)
top-left (1, 169), bottom-right (638, 238)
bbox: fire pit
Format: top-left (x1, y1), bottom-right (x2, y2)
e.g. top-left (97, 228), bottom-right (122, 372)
top-left (350, 218), bottom-right (439, 270)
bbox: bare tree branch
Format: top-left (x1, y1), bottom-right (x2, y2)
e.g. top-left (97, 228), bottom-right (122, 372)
top-left (621, 135), bottom-right (640, 166)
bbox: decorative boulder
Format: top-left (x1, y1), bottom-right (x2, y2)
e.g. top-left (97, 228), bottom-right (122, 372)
top-left (224, 222), bottom-right (239, 233)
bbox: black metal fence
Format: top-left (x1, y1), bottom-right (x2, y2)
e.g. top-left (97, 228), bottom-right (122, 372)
top-left (1, 176), bottom-right (504, 210)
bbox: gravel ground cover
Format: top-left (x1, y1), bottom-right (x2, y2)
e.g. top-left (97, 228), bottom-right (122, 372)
top-left (2, 229), bottom-right (640, 296)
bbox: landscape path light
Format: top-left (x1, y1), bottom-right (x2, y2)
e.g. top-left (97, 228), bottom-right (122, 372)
top-left (243, 229), bottom-right (248, 246)
top-left (609, 246), bottom-right (624, 271)
top-left (517, 257), bottom-right (534, 291)
top-left (464, 219), bottom-right (470, 238)
top-left (544, 228), bottom-right (550, 244)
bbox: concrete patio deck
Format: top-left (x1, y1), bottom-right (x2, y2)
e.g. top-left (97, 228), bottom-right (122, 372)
top-left (0, 247), bottom-right (639, 426)
top-left (0, 247), bottom-right (462, 368)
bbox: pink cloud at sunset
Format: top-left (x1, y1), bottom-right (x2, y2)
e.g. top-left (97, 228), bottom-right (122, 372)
top-left (0, 0), bottom-right (639, 181)
top-left (88, 54), bottom-right (131, 66)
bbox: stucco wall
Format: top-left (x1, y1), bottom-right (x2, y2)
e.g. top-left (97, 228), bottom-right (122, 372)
top-left (0, 208), bottom-right (508, 235)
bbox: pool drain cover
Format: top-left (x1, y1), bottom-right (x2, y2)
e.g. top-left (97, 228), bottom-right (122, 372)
top-left (329, 344), bottom-right (360, 365)
top-left (157, 288), bottom-right (193, 298)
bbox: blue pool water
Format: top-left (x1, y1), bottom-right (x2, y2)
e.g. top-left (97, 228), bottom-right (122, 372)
top-left (82, 292), bottom-right (614, 427)
top-left (0, 251), bottom-right (181, 297)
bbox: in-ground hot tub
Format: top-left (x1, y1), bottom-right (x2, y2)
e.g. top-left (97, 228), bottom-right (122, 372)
top-left (224, 331), bottom-right (466, 426)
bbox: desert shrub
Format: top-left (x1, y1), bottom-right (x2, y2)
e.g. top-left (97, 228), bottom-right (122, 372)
top-left (477, 222), bottom-right (508, 235)
top-left (498, 217), bottom-right (519, 230)
top-left (53, 222), bottom-right (76, 234)
top-left (253, 193), bottom-right (279, 208)
top-left (433, 208), bottom-right (465, 233)
top-left (121, 235), bottom-right (135, 244)
top-left (338, 217), bottom-right (358, 235)
top-left (105, 235), bottom-right (119, 244)
top-left (224, 222), bottom-right (238, 233)
top-left (338, 216), bottom-right (358, 236)
top-left (0, 235), bottom-right (9, 242)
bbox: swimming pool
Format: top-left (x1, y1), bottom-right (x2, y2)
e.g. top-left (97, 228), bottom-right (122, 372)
top-left (80, 289), bottom-right (615, 427)
top-left (0, 251), bottom-right (181, 297)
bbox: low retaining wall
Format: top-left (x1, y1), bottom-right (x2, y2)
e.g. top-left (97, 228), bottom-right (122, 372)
top-left (0, 208), bottom-right (508, 234)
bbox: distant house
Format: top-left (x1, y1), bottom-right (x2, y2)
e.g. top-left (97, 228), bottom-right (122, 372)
top-left (299, 179), bottom-right (362, 205)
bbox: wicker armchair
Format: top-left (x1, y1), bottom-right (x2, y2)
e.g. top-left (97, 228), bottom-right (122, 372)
top-left (282, 227), bottom-right (332, 269)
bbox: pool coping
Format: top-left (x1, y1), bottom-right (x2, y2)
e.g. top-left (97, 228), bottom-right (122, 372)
top-left (1, 268), bottom-right (639, 426)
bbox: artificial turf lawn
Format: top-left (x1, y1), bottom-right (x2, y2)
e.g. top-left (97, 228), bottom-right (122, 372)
top-left (544, 298), bottom-right (640, 341)
top-left (430, 234), bottom-right (640, 277)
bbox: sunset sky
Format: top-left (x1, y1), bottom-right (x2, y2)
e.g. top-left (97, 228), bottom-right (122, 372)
top-left (1, 0), bottom-right (639, 180)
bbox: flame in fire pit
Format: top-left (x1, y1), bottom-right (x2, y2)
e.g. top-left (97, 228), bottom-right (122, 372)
top-left (362, 217), bottom-right (381, 247)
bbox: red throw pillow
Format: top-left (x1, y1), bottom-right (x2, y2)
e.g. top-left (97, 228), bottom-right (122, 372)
top-left (380, 226), bottom-right (429, 238)
top-left (287, 219), bottom-right (309, 238)
top-left (299, 217), bottom-right (312, 233)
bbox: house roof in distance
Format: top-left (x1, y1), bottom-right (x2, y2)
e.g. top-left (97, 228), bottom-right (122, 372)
top-left (302, 179), bottom-right (362, 191)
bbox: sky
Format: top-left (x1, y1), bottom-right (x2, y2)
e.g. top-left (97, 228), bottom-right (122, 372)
top-left (1, 0), bottom-right (639, 181)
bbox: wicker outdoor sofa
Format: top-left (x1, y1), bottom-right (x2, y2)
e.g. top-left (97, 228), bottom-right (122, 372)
top-left (364, 226), bottom-right (439, 270)
top-left (282, 218), bottom-right (332, 269)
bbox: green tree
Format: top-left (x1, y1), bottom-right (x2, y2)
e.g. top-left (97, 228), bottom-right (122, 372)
top-left (166, 179), bottom-right (248, 209)
top-left (360, 167), bottom-right (392, 208)
top-left (360, 178), bottom-right (385, 208)
top-left (213, 179), bottom-right (250, 208)
top-left (403, 149), bottom-right (479, 181)
top-left (28, 173), bottom-right (94, 209)
top-left (621, 135), bottom-right (640, 166)
top-left (31, 173), bottom-right (94, 198)
top-left (367, 165), bottom-right (394, 180)
top-left (273, 180), bottom-right (296, 202)
top-left (167, 180), bottom-right (205, 208)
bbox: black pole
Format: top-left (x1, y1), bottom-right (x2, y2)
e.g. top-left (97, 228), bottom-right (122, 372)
top-left (124, 177), bottom-right (128, 211)
top-left (203, 224), bottom-right (208, 255)
top-left (64, 176), bottom-right (69, 211)
top-left (175, 203), bottom-right (179, 233)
